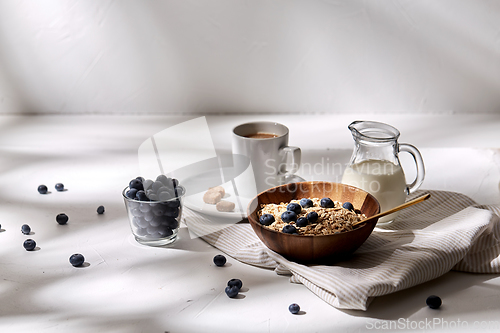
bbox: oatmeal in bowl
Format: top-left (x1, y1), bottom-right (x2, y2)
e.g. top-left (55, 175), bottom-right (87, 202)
top-left (247, 181), bottom-right (380, 263)
top-left (258, 197), bottom-right (366, 236)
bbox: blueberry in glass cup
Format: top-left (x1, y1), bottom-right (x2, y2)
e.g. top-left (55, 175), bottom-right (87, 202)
top-left (123, 176), bottom-right (185, 246)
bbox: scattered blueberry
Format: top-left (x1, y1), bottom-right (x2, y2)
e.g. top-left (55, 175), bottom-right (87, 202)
top-left (69, 253), bottom-right (85, 267)
top-left (299, 198), bottom-right (314, 208)
top-left (136, 176), bottom-right (145, 183)
top-left (282, 224), bottom-right (298, 234)
top-left (129, 179), bottom-right (144, 191)
top-left (225, 285), bottom-right (239, 298)
top-left (286, 203), bottom-right (302, 215)
top-left (342, 202), bottom-right (355, 211)
top-left (289, 303), bottom-right (300, 314)
top-left (55, 183), bottom-right (64, 191)
top-left (281, 211), bottom-right (297, 223)
top-left (38, 185), bottom-right (48, 194)
top-left (126, 188), bottom-right (138, 199)
top-left (227, 278), bottom-right (243, 290)
top-left (97, 205), bottom-right (105, 214)
top-left (320, 197), bottom-right (334, 208)
top-left (21, 224), bottom-right (31, 235)
top-left (307, 211), bottom-right (319, 223)
top-left (135, 190), bottom-right (149, 201)
top-left (426, 295), bottom-right (442, 309)
top-left (56, 213), bottom-right (69, 225)
top-left (259, 214), bottom-right (275, 226)
top-left (23, 239), bottom-right (36, 251)
top-left (295, 217), bottom-right (308, 228)
top-left (213, 254), bottom-right (226, 267)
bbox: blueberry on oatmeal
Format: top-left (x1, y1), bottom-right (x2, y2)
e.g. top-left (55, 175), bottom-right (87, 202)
top-left (299, 198), bottom-right (313, 208)
top-left (306, 211), bottom-right (319, 223)
top-left (259, 214), bottom-right (275, 226)
top-left (320, 197), bottom-right (334, 208)
top-left (282, 224), bottom-right (298, 234)
top-left (281, 211), bottom-right (297, 223)
top-left (342, 202), bottom-right (355, 211)
top-left (295, 217), bottom-right (309, 228)
top-left (286, 203), bottom-right (302, 215)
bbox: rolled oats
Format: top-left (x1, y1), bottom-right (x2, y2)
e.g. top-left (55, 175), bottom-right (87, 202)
top-left (258, 198), bottom-right (366, 235)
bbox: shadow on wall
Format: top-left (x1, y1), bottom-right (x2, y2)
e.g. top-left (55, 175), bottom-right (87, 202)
top-left (1, 1), bottom-right (500, 114)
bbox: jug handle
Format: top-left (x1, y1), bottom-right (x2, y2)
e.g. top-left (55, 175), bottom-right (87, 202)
top-left (399, 143), bottom-right (425, 194)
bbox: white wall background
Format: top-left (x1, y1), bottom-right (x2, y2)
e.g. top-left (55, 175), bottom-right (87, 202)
top-left (0, 0), bottom-right (499, 115)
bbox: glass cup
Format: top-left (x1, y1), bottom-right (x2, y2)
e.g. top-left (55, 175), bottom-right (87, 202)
top-left (122, 185), bottom-right (186, 246)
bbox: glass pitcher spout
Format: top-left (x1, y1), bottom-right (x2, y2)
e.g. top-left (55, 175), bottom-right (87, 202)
top-left (348, 121), bottom-right (402, 166)
top-left (349, 120), bottom-right (400, 142)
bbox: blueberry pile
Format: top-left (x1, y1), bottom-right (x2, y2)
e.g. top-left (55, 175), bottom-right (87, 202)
top-left (225, 278), bottom-right (243, 298)
top-left (124, 175), bottom-right (183, 240)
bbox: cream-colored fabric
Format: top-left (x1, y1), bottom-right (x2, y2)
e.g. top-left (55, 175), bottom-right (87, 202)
top-left (184, 190), bottom-right (500, 310)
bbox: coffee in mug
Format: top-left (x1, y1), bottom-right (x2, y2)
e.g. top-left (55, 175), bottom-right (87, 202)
top-left (244, 132), bottom-right (279, 139)
top-left (232, 122), bottom-right (301, 196)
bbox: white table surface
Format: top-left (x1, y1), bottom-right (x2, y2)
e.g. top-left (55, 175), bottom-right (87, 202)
top-left (0, 114), bottom-right (499, 333)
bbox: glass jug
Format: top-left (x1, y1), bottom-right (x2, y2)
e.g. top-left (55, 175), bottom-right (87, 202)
top-left (341, 121), bottom-right (425, 225)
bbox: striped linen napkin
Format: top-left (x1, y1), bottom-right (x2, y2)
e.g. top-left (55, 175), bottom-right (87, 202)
top-left (184, 190), bottom-right (500, 310)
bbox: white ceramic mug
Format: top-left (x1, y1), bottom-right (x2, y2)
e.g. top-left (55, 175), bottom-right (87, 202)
top-left (232, 122), bottom-right (301, 195)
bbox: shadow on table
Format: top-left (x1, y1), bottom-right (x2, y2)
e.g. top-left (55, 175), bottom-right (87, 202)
top-left (343, 271), bottom-right (500, 321)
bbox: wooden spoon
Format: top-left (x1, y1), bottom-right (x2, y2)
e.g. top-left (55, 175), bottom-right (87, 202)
top-left (353, 193), bottom-right (431, 227)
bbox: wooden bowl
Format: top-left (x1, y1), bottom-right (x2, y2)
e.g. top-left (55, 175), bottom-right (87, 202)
top-left (247, 181), bottom-right (380, 263)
